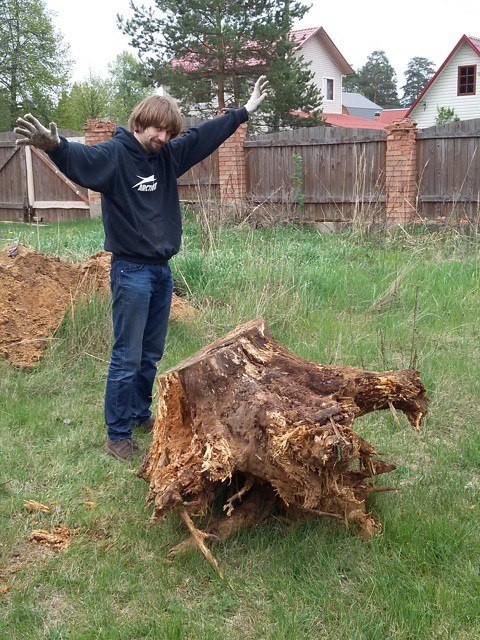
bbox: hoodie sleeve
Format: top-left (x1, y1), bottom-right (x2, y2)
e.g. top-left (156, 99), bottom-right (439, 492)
top-left (47, 138), bottom-right (116, 193)
top-left (168, 108), bottom-right (249, 178)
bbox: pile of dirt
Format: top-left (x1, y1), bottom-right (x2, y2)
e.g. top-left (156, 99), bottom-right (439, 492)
top-left (73, 250), bottom-right (198, 321)
top-left (76, 250), bottom-right (112, 291)
top-left (0, 244), bottom-right (197, 368)
top-left (0, 244), bottom-right (83, 368)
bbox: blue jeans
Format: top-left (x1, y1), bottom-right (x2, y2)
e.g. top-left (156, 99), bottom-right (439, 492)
top-left (105, 259), bottom-right (173, 441)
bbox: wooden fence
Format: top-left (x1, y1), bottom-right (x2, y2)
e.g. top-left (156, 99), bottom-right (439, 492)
top-left (1, 117), bottom-right (479, 225)
top-left (416, 118), bottom-right (480, 219)
top-left (244, 125), bottom-right (387, 224)
top-left (0, 132), bottom-right (89, 222)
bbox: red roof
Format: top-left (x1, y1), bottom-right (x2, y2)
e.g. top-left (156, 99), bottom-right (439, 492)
top-left (375, 109), bottom-right (409, 124)
top-left (468, 36), bottom-right (480, 55)
top-left (171, 52), bottom-right (202, 73)
top-left (290, 27), bottom-right (353, 74)
top-left (323, 113), bottom-right (387, 130)
top-left (292, 111), bottom-right (387, 130)
top-left (290, 28), bottom-right (319, 46)
top-left (406, 34), bottom-right (480, 117)
top-left (172, 27), bottom-right (353, 75)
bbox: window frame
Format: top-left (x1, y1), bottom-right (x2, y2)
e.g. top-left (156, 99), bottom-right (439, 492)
top-left (325, 78), bottom-right (334, 102)
top-left (457, 65), bottom-right (476, 96)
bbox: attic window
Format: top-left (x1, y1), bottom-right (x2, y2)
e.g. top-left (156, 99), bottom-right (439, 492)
top-left (326, 78), bottom-right (334, 101)
top-left (458, 65), bottom-right (476, 95)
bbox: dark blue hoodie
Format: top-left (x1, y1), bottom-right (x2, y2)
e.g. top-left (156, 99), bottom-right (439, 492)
top-left (47, 107), bottom-right (249, 263)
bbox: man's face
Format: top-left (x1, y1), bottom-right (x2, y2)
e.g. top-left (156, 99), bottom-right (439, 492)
top-left (134, 126), bottom-right (173, 153)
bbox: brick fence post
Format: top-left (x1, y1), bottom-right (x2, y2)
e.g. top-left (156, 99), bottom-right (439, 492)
top-left (83, 118), bottom-right (116, 218)
top-left (217, 117), bottom-right (248, 202)
top-left (385, 119), bottom-right (418, 225)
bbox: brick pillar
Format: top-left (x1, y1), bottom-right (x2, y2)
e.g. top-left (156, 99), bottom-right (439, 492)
top-left (217, 118), bottom-right (248, 202)
top-left (385, 119), bottom-right (418, 225)
top-left (83, 118), bottom-right (116, 218)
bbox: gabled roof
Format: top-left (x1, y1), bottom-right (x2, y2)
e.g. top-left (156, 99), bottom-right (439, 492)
top-left (172, 27), bottom-right (353, 75)
top-left (290, 28), bottom-right (318, 45)
top-left (342, 92), bottom-right (382, 110)
top-left (291, 27), bottom-right (353, 75)
top-left (406, 35), bottom-right (480, 117)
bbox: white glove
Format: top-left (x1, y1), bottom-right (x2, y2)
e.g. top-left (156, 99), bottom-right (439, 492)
top-left (244, 76), bottom-right (269, 114)
top-left (14, 114), bottom-right (61, 152)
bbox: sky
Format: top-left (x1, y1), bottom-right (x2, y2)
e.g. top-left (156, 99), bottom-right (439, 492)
top-left (44, 0), bottom-right (480, 88)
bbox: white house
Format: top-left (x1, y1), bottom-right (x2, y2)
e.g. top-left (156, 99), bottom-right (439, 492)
top-left (291, 27), bottom-right (353, 115)
top-left (407, 35), bottom-right (480, 128)
top-left (170, 26), bottom-right (353, 116)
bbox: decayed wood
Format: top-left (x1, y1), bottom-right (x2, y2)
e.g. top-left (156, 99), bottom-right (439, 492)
top-left (139, 318), bottom-right (428, 557)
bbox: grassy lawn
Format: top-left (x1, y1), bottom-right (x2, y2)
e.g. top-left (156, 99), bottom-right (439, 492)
top-left (0, 216), bottom-right (479, 639)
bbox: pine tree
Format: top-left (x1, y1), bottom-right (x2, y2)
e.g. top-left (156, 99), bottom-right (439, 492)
top-left (401, 57), bottom-right (435, 107)
top-left (117, 0), bottom-right (323, 130)
top-left (342, 72), bottom-right (362, 94)
top-left (354, 50), bottom-right (400, 108)
top-left (0, 0), bottom-right (71, 129)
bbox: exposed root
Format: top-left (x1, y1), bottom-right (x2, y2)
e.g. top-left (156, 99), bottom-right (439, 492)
top-left (176, 509), bottom-right (224, 578)
top-left (140, 319), bottom-right (428, 563)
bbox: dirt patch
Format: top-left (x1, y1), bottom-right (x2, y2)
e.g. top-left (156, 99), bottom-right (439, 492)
top-left (0, 244), bottom-right (197, 368)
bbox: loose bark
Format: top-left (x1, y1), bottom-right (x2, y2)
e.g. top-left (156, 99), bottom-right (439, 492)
top-left (139, 318), bottom-right (428, 555)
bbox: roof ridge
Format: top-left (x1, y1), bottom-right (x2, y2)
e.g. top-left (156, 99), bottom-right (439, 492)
top-left (290, 27), bottom-right (319, 32)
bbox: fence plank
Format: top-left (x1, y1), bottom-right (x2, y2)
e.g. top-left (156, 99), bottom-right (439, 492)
top-left (245, 125), bottom-right (387, 222)
top-left (0, 144), bottom-right (26, 221)
top-left (0, 146), bottom-right (19, 172)
top-left (416, 118), bottom-right (480, 218)
top-left (31, 148), bottom-right (89, 203)
top-left (33, 201), bottom-right (89, 209)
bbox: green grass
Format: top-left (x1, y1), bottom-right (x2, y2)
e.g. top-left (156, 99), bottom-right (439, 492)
top-left (1, 217), bottom-right (479, 639)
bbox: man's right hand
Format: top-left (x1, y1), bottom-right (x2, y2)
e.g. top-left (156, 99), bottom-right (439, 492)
top-left (14, 114), bottom-right (61, 152)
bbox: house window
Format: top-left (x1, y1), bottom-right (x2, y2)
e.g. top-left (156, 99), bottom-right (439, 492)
top-left (458, 65), bottom-right (476, 95)
top-left (326, 78), bottom-right (334, 101)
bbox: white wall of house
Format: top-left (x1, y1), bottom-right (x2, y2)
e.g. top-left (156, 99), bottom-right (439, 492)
top-left (410, 43), bottom-right (480, 128)
top-left (295, 36), bottom-right (344, 114)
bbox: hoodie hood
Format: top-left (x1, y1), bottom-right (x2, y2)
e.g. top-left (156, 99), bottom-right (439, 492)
top-left (112, 126), bottom-right (154, 158)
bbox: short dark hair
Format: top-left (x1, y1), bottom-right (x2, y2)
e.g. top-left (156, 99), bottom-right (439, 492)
top-left (128, 95), bottom-right (183, 138)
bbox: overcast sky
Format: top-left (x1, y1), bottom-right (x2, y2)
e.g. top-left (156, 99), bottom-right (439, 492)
top-left (45, 0), bottom-right (479, 88)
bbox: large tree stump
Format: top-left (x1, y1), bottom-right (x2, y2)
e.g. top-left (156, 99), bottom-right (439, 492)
top-left (139, 318), bottom-right (428, 557)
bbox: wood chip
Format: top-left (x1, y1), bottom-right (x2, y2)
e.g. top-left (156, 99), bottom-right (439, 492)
top-left (28, 525), bottom-right (73, 551)
top-left (24, 500), bottom-right (51, 513)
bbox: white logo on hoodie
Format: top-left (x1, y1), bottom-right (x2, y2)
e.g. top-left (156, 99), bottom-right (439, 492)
top-left (132, 175), bottom-right (157, 192)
